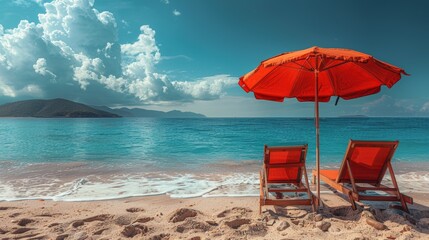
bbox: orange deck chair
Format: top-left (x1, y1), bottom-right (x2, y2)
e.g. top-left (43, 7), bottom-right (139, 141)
top-left (260, 144), bottom-right (315, 213)
top-left (312, 140), bottom-right (413, 212)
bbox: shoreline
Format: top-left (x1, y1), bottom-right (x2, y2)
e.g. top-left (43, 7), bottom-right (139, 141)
top-left (1, 194), bottom-right (429, 239)
top-left (1, 160), bottom-right (429, 201)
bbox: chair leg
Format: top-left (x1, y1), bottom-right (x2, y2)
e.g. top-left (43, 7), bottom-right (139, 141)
top-left (399, 194), bottom-right (409, 213)
top-left (387, 162), bottom-right (410, 213)
top-left (311, 195), bottom-right (317, 212)
top-left (259, 169), bottom-right (265, 215)
top-left (302, 166), bottom-right (315, 212)
top-left (348, 192), bottom-right (357, 210)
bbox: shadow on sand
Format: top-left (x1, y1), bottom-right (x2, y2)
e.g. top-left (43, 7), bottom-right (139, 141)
top-left (263, 185), bottom-right (429, 237)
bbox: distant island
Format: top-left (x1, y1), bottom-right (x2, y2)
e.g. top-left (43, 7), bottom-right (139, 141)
top-left (92, 106), bottom-right (206, 118)
top-left (337, 115), bottom-right (369, 118)
top-left (0, 98), bottom-right (120, 118)
top-left (0, 98), bottom-right (206, 118)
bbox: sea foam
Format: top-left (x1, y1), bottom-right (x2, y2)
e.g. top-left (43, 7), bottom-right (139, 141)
top-left (0, 172), bottom-right (260, 201)
top-left (0, 168), bottom-right (428, 202)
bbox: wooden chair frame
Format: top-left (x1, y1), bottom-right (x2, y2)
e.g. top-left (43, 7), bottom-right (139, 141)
top-left (312, 140), bottom-right (413, 212)
top-left (260, 144), bottom-right (315, 213)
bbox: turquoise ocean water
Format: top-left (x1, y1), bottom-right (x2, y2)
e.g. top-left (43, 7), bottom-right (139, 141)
top-left (1, 117), bottom-right (428, 201)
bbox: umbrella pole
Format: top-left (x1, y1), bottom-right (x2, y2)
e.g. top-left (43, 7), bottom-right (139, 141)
top-left (314, 69), bottom-right (321, 209)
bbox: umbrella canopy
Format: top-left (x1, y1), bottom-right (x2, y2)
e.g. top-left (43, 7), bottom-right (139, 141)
top-left (238, 46), bottom-right (408, 207)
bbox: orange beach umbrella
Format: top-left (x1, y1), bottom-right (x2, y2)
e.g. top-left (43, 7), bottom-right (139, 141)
top-left (238, 46), bottom-right (408, 207)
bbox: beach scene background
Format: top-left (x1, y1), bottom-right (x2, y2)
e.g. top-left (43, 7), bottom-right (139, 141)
top-left (1, 117), bottom-right (428, 201)
top-left (1, 0), bottom-right (429, 239)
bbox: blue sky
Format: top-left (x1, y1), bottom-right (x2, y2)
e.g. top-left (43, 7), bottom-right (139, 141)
top-left (0, 0), bottom-right (428, 117)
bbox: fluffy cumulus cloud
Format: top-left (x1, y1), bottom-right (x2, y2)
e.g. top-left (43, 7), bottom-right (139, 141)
top-left (33, 58), bottom-right (57, 81)
top-left (0, 0), bottom-right (235, 105)
top-left (172, 75), bottom-right (235, 100)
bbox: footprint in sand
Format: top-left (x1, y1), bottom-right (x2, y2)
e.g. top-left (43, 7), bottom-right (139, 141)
top-left (48, 222), bottom-right (60, 228)
top-left (0, 206), bottom-right (17, 211)
top-left (9, 212), bottom-right (21, 218)
top-left (72, 220), bottom-right (85, 228)
top-left (224, 218), bottom-right (251, 229)
top-left (217, 207), bottom-right (252, 218)
top-left (17, 218), bottom-right (35, 226)
top-left (70, 214), bottom-right (114, 229)
top-left (133, 216), bottom-right (154, 224)
top-left (13, 233), bottom-right (45, 239)
top-left (114, 214), bottom-right (135, 226)
top-left (121, 224), bottom-right (150, 238)
top-left (55, 234), bottom-right (68, 240)
top-left (93, 228), bottom-right (109, 235)
top-left (35, 213), bottom-right (57, 217)
top-left (176, 220), bottom-right (211, 233)
top-left (82, 214), bottom-right (113, 222)
top-left (169, 208), bottom-right (202, 223)
top-left (11, 227), bottom-right (34, 234)
top-left (148, 233), bottom-right (170, 240)
top-left (126, 207), bottom-right (144, 213)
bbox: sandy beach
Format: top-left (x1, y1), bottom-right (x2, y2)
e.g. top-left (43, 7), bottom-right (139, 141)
top-left (1, 190), bottom-right (429, 240)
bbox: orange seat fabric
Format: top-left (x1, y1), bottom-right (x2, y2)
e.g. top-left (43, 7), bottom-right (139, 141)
top-left (266, 149), bottom-right (302, 182)
top-left (319, 169), bottom-right (339, 181)
top-left (339, 146), bottom-right (392, 182)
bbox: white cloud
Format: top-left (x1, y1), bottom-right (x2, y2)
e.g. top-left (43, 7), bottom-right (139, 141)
top-left (172, 75), bottom-right (236, 100)
top-left (0, 81), bottom-right (16, 97)
top-left (121, 19), bottom-right (129, 27)
top-left (33, 58), bottom-right (57, 82)
top-left (12, 0), bottom-right (31, 6)
top-left (161, 0), bottom-right (170, 4)
top-left (161, 55), bottom-right (192, 61)
top-left (12, 0), bottom-right (45, 7)
top-left (121, 25), bottom-right (160, 76)
top-left (17, 84), bottom-right (44, 97)
top-left (420, 102), bottom-right (429, 112)
top-left (361, 95), bottom-right (418, 116)
top-left (72, 53), bottom-right (103, 90)
top-left (173, 9), bottom-right (181, 16)
top-left (0, 0), bottom-right (234, 106)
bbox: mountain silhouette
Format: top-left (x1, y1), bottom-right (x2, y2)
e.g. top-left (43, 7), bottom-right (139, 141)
top-left (0, 98), bottom-right (120, 118)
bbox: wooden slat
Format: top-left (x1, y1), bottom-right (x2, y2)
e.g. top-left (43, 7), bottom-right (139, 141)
top-left (264, 199), bottom-right (312, 206)
top-left (356, 187), bottom-right (397, 192)
top-left (314, 169), bottom-right (353, 196)
top-left (268, 188), bottom-right (308, 193)
top-left (266, 163), bottom-right (304, 168)
top-left (267, 180), bottom-right (300, 184)
top-left (402, 194), bottom-right (413, 204)
top-left (377, 184), bottom-right (413, 204)
top-left (348, 140), bottom-right (399, 148)
top-left (358, 195), bottom-right (400, 201)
